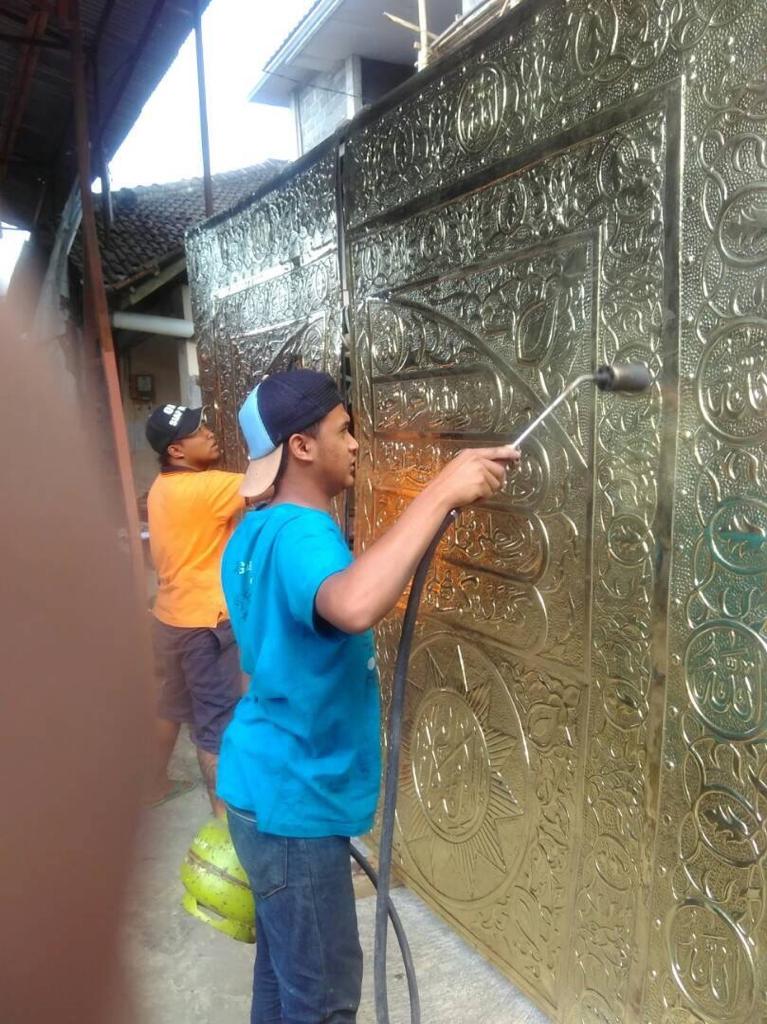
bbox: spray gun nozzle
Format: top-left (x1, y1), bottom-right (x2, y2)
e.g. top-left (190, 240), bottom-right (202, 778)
top-left (512, 362), bottom-right (652, 447)
top-left (595, 363), bottom-right (652, 392)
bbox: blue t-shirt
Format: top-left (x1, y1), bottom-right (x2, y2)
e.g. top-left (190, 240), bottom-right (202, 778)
top-left (217, 503), bottom-right (381, 837)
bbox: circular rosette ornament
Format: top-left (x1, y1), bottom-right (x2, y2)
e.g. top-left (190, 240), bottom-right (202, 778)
top-left (396, 633), bottom-right (532, 904)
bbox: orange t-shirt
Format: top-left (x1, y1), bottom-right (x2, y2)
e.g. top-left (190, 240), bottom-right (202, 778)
top-left (148, 468), bottom-right (245, 628)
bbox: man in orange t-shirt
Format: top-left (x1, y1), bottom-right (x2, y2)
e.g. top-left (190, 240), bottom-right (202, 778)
top-left (145, 403), bottom-right (245, 816)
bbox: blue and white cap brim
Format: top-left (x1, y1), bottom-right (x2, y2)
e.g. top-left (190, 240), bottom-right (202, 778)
top-left (240, 445), bottom-right (283, 498)
top-left (238, 382), bottom-right (283, 498)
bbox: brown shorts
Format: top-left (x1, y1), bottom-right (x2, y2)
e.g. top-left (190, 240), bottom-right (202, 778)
top-left (152, 617), bottom-right (241, 754)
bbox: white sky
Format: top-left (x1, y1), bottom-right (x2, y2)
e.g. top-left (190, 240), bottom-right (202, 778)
top-left (1, 1), bottom-right (314, 288)
top-left (0, 226), bottom-right (29, 289)
top-left (107, 0), bottom-right (315, 188)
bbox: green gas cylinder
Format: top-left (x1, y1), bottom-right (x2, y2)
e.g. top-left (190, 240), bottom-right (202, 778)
top-left (180, 817), bottom-right (255, 943)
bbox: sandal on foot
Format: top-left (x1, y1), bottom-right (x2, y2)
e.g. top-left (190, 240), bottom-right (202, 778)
top-left (148, 778), bottom-right (195, 808)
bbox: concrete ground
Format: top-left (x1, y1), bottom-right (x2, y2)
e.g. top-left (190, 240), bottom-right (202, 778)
top-left (123, 733), bottom-right (551, 1024)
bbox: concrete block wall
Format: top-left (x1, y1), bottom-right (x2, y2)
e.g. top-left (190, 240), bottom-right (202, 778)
top-left (297, 61), bottom-right (351, 153)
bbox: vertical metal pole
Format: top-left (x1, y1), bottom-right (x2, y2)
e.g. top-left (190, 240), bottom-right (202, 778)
top-left (416, 0), bottom-right (429, 70)
top-left (194, 0), bottom-right (213, 217)
top-left (70, 0), bottom-right (146, 606)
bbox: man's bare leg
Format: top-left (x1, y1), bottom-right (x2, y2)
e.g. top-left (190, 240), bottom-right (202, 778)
top-left (197, 747), bottom-right (225, 818)
top-left (149, 718), bottom-right (181, 803)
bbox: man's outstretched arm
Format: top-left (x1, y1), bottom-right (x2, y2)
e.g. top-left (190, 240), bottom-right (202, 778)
top-left (316, 445), bottom-right (520, 634)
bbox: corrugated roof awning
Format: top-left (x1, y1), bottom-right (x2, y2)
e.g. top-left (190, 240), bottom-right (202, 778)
top-left (0, 0), bottom-right (213, 228)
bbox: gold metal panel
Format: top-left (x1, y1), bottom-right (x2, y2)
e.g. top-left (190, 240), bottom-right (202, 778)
top-left (186, 149), bottom-right (343, 469)
top-left (349, 97), bottom-right (671, 1019)
top-left (188, 0), bottom-right (767, 1018)
top-left (345, 1), bottom-right (767, 1022)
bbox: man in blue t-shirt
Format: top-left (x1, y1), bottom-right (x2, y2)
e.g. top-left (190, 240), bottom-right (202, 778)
top-left (219, 369), bottom-right (519, 1023)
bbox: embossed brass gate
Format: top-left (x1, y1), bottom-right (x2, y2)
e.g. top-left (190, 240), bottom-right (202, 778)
top-left (186, 148), bottom-right (344, 468)
top-left (188, 1), bottom-right (767, 1020)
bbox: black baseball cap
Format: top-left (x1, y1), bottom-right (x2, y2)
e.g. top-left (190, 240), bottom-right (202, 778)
top-left (145, 404), bottom-right (205, 454)
top-left (238, 369), bottom-right (344, 497)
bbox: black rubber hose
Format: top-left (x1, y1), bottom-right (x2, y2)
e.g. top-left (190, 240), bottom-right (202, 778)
top-left (349, 843), bottom-right (420, 1017)
top-left (373, 509), bottom-right (458, 1024)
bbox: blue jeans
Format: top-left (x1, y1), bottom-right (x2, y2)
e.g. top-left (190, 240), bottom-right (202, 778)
top-left (227, 805), bottom-right (363, 1024)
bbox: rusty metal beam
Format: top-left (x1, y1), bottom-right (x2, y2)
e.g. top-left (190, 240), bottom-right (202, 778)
top-left (69, 0), bottom-right (146, 606)
top-left (1, 2), bottom-right (66, 42)
top-left (0, 28), bottom-right (66, 47)
top-left (0, 2), bottom-right (53, 185)
top-left (46, 0), bottom-right (168, 238)
top-left (193, 0), bottom-right (212, 216)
